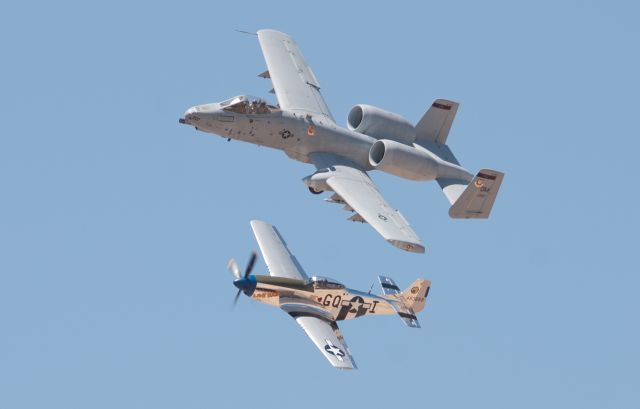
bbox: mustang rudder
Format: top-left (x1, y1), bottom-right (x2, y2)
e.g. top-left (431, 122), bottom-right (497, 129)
top-left (400, 279), bottom-right (431, 313)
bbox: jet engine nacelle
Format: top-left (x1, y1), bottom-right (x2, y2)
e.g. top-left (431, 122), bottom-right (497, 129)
top-left (347, 104), bottom-right (416, 145)
top-left (369, 139), bottom-right (473, 182)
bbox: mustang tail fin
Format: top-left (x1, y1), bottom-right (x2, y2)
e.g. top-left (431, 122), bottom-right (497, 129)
top-left (378, 276), bottom-right (431, 328)
top-left (399, 278), bottom-right (431, 313)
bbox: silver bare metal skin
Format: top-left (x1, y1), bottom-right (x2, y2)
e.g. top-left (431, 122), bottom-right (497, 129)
top-left (228, 220), bottom-right (431, 370)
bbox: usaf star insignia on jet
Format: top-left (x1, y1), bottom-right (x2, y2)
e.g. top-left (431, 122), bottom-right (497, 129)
top-left (180, 29), bottom-right (505, 253)
top-left (228, 220), bottom-right (431, 370)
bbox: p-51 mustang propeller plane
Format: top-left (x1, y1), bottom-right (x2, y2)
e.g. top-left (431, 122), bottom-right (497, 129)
top-left (181, 29), bottom-right (504, 253)
top-left (229, 220), bottom-right (431, 370)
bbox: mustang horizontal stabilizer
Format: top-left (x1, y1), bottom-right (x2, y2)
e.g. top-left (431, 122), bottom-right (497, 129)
top-left (379, 276), bottom-right (402, 296)
top-left (378, 276), bottom-right (430, 328)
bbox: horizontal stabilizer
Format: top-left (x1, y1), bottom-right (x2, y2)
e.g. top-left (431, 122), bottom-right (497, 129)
top-left (448, 169), bottom-right (504, 219)
top-left (379, 276), bottom-right (401, 296)
top-left (378, 276), bottom-right (423, 328)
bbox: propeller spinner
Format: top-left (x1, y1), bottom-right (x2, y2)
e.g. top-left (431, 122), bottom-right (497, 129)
top-left (228, 251), bottom-right (258, 307)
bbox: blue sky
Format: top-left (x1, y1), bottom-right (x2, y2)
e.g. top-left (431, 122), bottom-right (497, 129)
top-left (1, 1), bottom-right (639, 408)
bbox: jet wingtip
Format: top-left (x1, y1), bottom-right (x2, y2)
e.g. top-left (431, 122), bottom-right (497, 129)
top-left (249, 219), bottom-right (273, 230)
top-left (256, 28), bottom-right (289, 39)
top-left (388, 239), bottom-right (425, 254)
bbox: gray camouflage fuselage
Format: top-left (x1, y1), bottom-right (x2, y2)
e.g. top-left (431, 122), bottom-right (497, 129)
top-left (180, 28), bottom-right (505, 254)
top-left (182, 104), bottom-right (377, 169)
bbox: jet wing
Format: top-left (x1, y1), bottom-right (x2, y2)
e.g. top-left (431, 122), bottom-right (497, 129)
top-left (281, 304), bottom-right (356, 370)
top-left (250, 220), bottom-right (308, 280)
top-left (310, 154), bottom-right (425, 253)
top-left (256, 29), bottom-right (335, 122)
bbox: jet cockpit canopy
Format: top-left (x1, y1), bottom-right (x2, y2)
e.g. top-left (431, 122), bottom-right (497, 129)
top-left (306, 276), bottom-right (345, 290)
top-left (220, 95), bottom-right (279, 114)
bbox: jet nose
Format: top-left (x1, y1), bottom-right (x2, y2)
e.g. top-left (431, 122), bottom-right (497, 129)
top-left (233, 276), bottom-right (257, 296)
top-left (179, 107), bottom-right (198, 124)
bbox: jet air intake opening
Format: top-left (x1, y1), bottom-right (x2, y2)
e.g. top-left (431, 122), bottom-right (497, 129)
top-left (347, 105), bottom-right (363, 129)
top-left (369, 140), bottom-right (386, 166)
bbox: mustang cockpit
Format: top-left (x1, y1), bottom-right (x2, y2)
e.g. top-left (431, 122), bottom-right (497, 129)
top-left (306, 276), bottom-right (345, 290)
top-left (221, 95), bottom-right (279, 114)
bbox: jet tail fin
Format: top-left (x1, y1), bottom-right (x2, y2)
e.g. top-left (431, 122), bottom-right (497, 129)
top-left (413, 99), bottom-right (504, 218)
top-left (445, 169), bottom-right (504, 218)
top-left (415, 99), bottom-right (459, 145)
top-left (378, 276), bottom-right (431, 328)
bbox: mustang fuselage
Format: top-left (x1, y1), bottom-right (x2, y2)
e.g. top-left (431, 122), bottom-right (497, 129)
top-left (234, 274), bottom-right (400, 322)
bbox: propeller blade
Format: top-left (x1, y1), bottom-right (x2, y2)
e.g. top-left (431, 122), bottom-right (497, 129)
top-left (232, 289), bottom-right (242, 308)
top-left (227, 258), bottom-right (241, 279)
top-left (244, 251), bottom-right (257, 278)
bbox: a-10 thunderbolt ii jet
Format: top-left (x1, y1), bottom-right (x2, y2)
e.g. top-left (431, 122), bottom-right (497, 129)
top-left (229, 220), bottom-right (431, 369)
top-left (181, 29), bottom-right (504, 253)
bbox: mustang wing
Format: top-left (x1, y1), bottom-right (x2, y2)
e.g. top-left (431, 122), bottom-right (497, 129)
top-left (280, 304), bottom-right (356, 370)
top-left (257, 29), bottom-right (335, 122)
top-left (310, 154), bottom-right (425, 253)
top-left (250, 220), bottom-right (308, 280)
